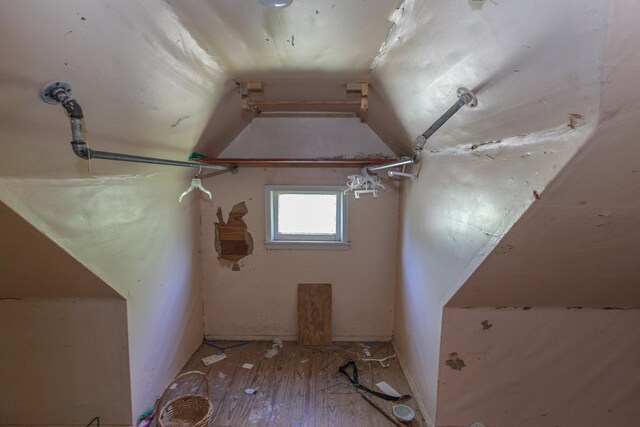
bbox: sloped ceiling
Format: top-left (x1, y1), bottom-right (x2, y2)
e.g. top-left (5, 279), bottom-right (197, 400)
top-left (449, 0), bottom-right (640, 308)
top-left (0, 0), bottom-right (400, 177)
top-left (0, 0), bottom-right (607, 173)
top-left (1, 0), bottom-right (637, 307)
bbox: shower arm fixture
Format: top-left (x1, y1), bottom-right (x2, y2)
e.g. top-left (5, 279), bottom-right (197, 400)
top-left (365, 87), bottom-right (478, 174)
top-left (39, 81), bottom-right (235, 172)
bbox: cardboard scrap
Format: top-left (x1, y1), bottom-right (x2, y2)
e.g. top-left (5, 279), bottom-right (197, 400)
top-left (242, 363), bottom-right (254, 369)
top-left (202, 353), bottom-right (227, 366)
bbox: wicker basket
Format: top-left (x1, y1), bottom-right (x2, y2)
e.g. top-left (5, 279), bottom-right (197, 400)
top-left (157, 370), bottom-right (213, 427)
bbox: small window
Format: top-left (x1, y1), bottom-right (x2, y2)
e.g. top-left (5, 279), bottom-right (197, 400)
top-left (265, 185), bottom-right (349, 249)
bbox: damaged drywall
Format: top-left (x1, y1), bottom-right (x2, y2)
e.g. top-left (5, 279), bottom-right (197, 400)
top-left (438, 307), bottom-right (640, 426)
top-left (444, 352), bottom-right (466, 371)
top-left (214, 202), bottom-right (254, 271)
top-left (425, 122), bottom-right (590, 158)
top-left (201, 167), bottom-right (399, 341)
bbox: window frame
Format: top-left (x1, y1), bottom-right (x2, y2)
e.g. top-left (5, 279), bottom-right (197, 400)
top-left (265, 185), bottom-right (349, 250)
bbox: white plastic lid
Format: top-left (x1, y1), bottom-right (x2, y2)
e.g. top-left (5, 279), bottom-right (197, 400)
top-left (392, 404), bottom-right (415, 421)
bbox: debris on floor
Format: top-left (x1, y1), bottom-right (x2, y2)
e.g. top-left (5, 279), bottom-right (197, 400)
top-left (338, 360), bottom-right (410, 401)
top-left (179, 341), bottom-right (425, 425)
top-left (137, 405), bottom-right (157, 427)
top-left (264, 348), bottom-right (279, 358)
top-left (358, 390), bottom-right (405, 427)
top-left (264, 338), bottom-right (284, 358)
top-left (362, 354), bottom-right (397, 368)
top-left (392, 404), bottom-right (415, 422)
top-left (376, 381), bottom-right (402, 398)
top-left (202, 353), bottom-right (227, 366)
top-left (244, 386), bottom-right (260, 394)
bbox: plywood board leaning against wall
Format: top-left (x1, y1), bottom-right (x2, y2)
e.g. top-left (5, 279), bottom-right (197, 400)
top-left (298, 283), bottom-right (332, 345)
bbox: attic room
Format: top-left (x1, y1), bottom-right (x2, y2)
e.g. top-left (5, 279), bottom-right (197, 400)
top-left (1, 0), bottom-right (639, 426)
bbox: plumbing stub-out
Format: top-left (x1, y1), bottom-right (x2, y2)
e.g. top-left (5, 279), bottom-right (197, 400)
top-left (40, 80), bottom-right (72, 104)
top-left (457, 87), bottom-right (478, 108)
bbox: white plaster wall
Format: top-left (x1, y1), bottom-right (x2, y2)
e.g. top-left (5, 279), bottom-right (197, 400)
top-left (392, 124), bottom-right (592, 424)
top-left (0, 298), bottom-right (131, 425)
top-left (378, 0), bottom-right (609, 422)
top-left (0, 174), bottom-right (204, 423)
top-left (438, 307), bottom-right (640, 427)
top-left (201, 167), bottom-right (399, 341)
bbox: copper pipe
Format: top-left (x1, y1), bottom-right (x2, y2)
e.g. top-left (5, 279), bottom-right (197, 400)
top-left (198, 157), bottom-right (399, 167)
top-left (248, 99), bottom-right (361, 106)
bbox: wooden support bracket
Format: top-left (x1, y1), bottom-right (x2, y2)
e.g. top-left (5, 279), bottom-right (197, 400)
top-left (240, 81), bottom-right (368, 112)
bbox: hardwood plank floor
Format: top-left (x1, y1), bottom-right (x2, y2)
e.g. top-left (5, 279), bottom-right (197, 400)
top-left (155, 341), bottom-right (427, 427)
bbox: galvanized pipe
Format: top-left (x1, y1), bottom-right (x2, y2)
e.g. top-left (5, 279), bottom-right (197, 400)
top-left (42, 82), bottom-right (233, 172)
top-left (414, 87), bottom-right (477, 156)
top-left (416, 98), bottom-right (466, 148)
top-left (366, 87), bottom-right (477, 173)
top-left (86, 149), bottom-right (231, 171)
top-left (200, 157), bottom-right (398, 167)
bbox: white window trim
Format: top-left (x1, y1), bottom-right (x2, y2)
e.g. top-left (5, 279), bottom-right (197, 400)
top-left (265, 185), bottom-right (350, 250)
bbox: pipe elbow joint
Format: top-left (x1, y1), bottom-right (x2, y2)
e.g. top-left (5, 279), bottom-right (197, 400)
top-left (412, 150), bottom-right (422, 164)
top-left (70, 141), bottom-right (91, 159)
top-left (62, 99), bottom-right (84, 119)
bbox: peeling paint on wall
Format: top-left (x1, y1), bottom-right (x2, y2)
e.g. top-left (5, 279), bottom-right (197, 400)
top-left (568, 113), bottom-right (585, 129)
top-left (492, 244), bottom-right (514, 255)
top-left (480, 320), bottom-right (493, 330)
top-left (214, 202), bottom-right (253, 271)
top-left (426, 123), bottom-right (590, 157)
top-left (445, 352), bottom-right (466, 371)
top-left (370, 0), bottom-right (415, 72)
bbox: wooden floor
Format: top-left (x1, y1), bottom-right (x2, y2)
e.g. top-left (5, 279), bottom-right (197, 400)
top-left (156, 341), bottom-right (427, 427)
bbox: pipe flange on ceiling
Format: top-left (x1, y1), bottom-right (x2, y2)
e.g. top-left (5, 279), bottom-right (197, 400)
top-left (40, 80), bottom-right (72, 104)
top-left (457, 87), bottom-right (478, 108)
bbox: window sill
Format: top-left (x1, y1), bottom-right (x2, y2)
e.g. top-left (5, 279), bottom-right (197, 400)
top-left (265, 241), bottom-right (351, 250)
